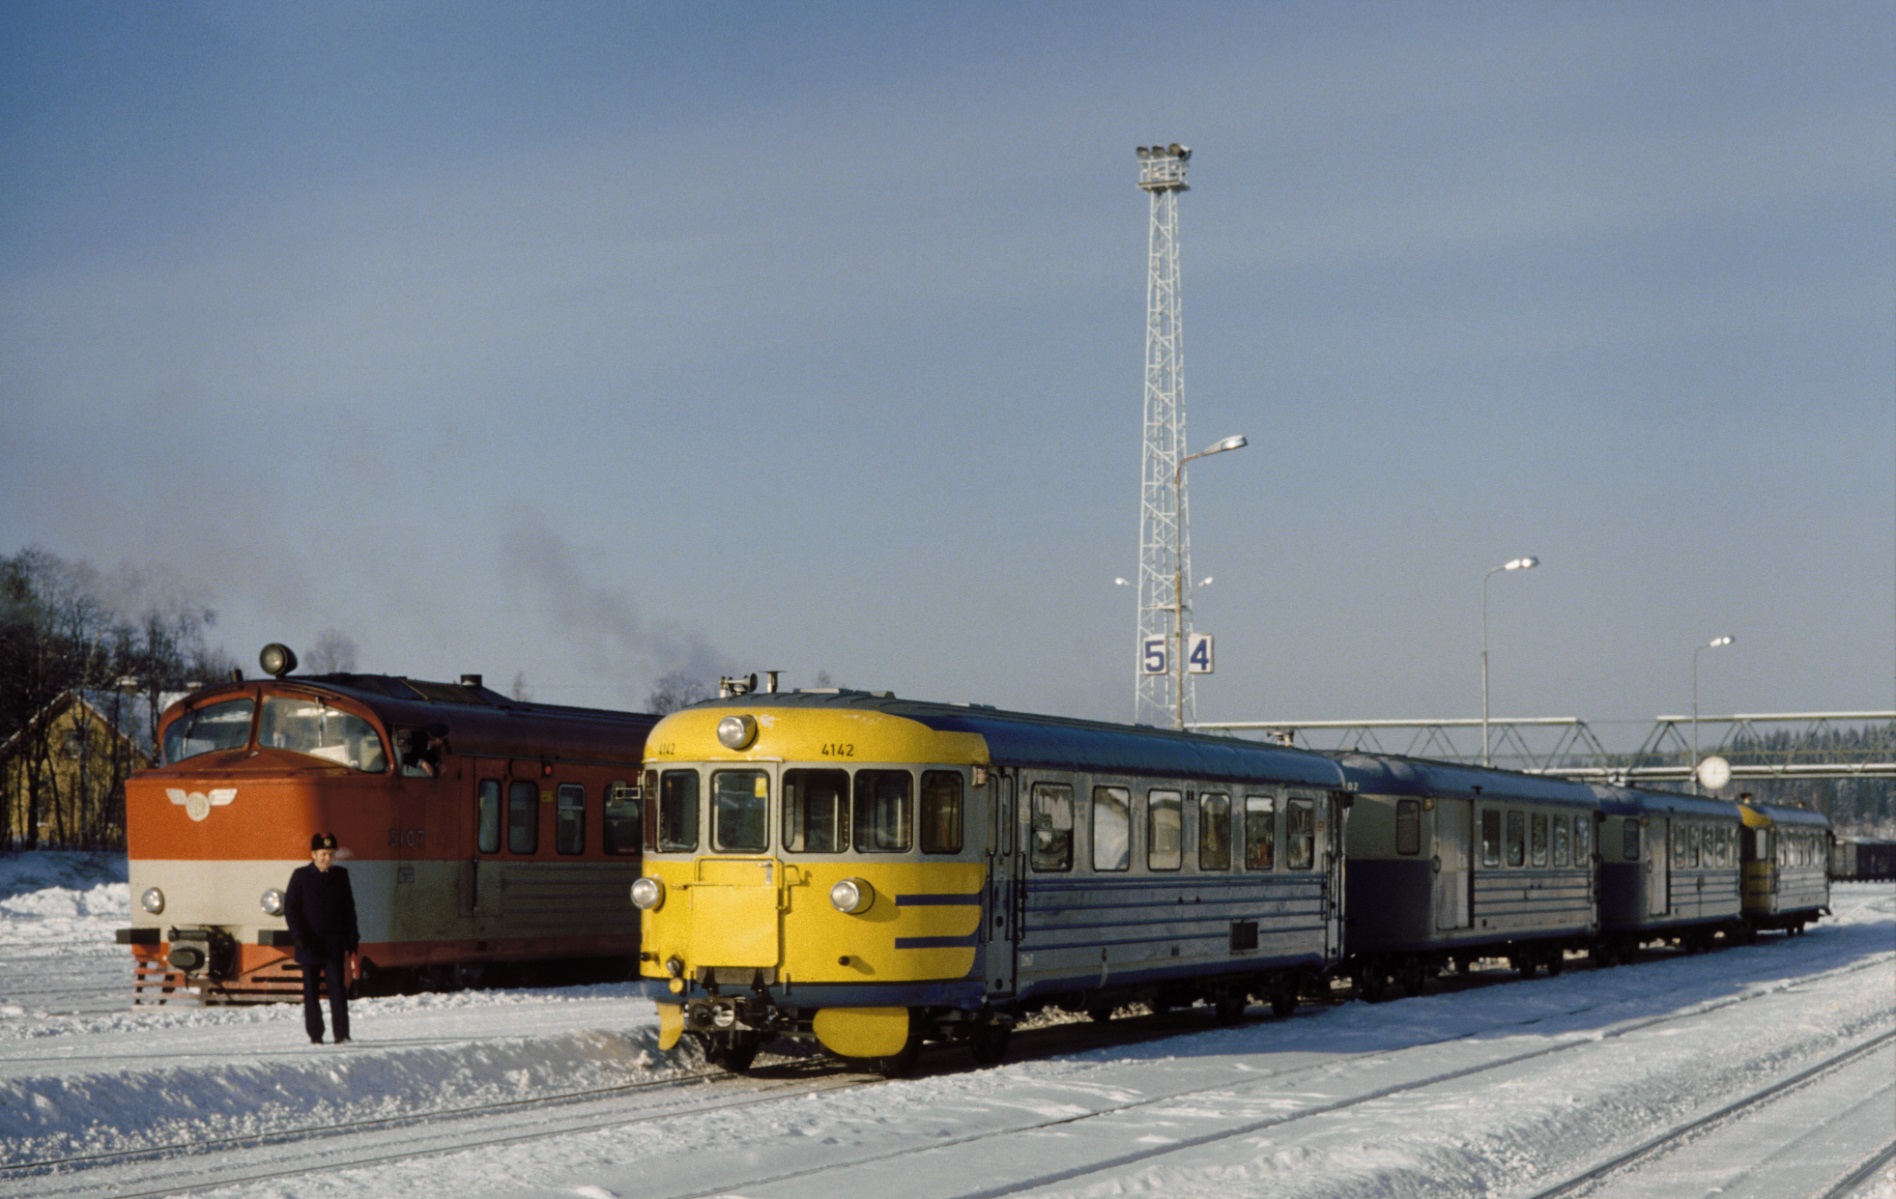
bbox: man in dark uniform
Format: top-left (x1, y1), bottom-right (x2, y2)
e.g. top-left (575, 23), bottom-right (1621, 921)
top-left (285, 832), bottom-right (360, 1044)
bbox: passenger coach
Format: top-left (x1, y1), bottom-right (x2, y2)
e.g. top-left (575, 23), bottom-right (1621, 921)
top-left (1591, 785), bottom-right (1744, 960)
top-left (632, 687), bottom-right (1352, 1074)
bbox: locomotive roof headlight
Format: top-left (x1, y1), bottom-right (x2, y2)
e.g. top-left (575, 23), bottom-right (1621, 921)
top-left (829, 878), bottom-right (874, 915)
top-left (717, 715), bottom-right (758, 751)
top-left (630, 877), bottom-right (666, 911)
top-left (260, 888), bottom-right (285, 917)
top-left (140, 887), bottom-right (165, 915)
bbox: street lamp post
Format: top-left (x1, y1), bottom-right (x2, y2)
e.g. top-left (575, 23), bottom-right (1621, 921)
top-left (1171, 434), bottom-right (1247, 730)
top-left (1693, 634), bottom-right (1735, 793)
top-left (1481, 556), bottom-right (1539, 767)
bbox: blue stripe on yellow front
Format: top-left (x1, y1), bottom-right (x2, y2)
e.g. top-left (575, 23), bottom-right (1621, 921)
top-left (894, 893), bottom-right (981, 907)
top-left (894, 933), bottom-right (983, 949)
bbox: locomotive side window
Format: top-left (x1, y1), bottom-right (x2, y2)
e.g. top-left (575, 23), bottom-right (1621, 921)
top-left (163, 698), bottom-right (255, 764)
top-left (508, 781), bottom-right (538, 854)
top-left (920, 770), bottom-right (963, 854)
top-left (1531, 813), bottom-right (1549, 867)
top-left (1624, 821), bottom-right (1641, 861)
top-left (853, 770), bottom-right (912, 853)
top-left (556, 783), bottom-right (585, 855)
top-left (1553, 816), bottom-right (1570, 867)
top-left (1030, 783), bottom-right (1074, 871)
top-left (656, 770), bottom-right (700, 852)
top-left (259, 697), bottom-right (387, 772)
top-left (1506, 811), bottom-right (1526, 868)
top-left (477, 779), bottom-right (502, 854)
top-left (1147, 790), bottom-right (1182, 871)
top-left (1092, 787), bottom-right (1131, 872)
top-left (713, 770), bottom-right (770, 853)
top-left (1243, 795), bottom-right (1276, 870)
top-left (1198, 792), bottom-right (1231, 870)
top-left (1576, 814), bottom-right (1592, 863)
top-left (783, 769), bottom-right (848, 853)
top-left (1481, 809), bottom-right (1502, 867)
top-left (603, 781), bottom-right (641, 855)
top-left (1395, 799), bottom-right (1421, 856)
top-left (1285, 799), bottom-right (1316, 870)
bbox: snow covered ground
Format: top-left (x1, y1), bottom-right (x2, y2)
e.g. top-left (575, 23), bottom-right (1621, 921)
top-left (2, 850), bottom-right (1891, 1199)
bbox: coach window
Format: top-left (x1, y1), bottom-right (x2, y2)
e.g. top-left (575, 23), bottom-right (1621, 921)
top-left (1148, 790), bottom-right (1183, 871)
top-left (556, 783), bottom-right (586, 854)
top-left (164, 698), bottom-right (255, 764)
top-left (713, 770), bottom-right (770, 853)
top-left (508, 781), bottom-right (538, 854)
top-left (603, 781), bottom-right (640, 855)
top-left (1553, 816), bottom-right (1570, 867)
top-left (1576, 814), bottom-right (1592, 864)
top-left (1093, 786), bottom-right (1131, 872)
top-left (1531, 813), bottom-right (1549, 867)
top-left (784, 769), bottom-right (848, 853)
top-left (921, 770), bottom-right (963, 854)
top-left (854, 770), bottom-right (912, 853)
top-left (655, 770), bottom-right (700, 852)
top-left (1690, 822), bottom-right (1703, 868)
top-left (1244, 796), bottom-right (1277, 870)
top-left (1505, 811), bottom-right (1526, 868)
top-left (1031, 783), bottom-right (1074, 871)
top-left (1395, 799), bottom-right (1421, 856)
top-left (1199, 793), bottom-right (1231, 870)
top-left (1481, 809), bottom-right (1502, 867)
top-left (1672, 822), bottom-right (1690, 869)
top-left (1623, 821), bottom-right (1641, 861)
top-left (477, 779), bottom-right (502, 854)
top-left (1286, 799), bottom-right (1316, 870)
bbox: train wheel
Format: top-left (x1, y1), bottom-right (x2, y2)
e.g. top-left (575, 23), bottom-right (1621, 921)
top-left (1544, 951), bottom-right (1564, 976)
top-left (1512, 955), bottom-right (1539, 978)
top-left (1270, 989), bottom-right (1299, 1019)
top-left (705, 1032), bottom-right (762, 1074)
top-left (1086, 1006), bottom-right (1115, 1024)
top-left (1398, 964), bottom-right (1428, 998)
top-left (968, 1019), bottom-right (1011, 1067)
top-left (1359, 969), bottom-right (1390, 1003)
top-left (874, 1029), bottom-right (923, 1079)
top-left (1211, 987), bottom-right (1248, 1024)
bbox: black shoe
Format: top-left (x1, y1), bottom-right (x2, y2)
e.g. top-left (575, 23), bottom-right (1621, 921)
top-left (311, 1037), bottom-right (324, 1044)
top-left (335, 1037), bottom-right (351, 1044)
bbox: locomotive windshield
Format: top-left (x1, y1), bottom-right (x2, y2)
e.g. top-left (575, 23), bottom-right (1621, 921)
top-left (258, 696), bottom-right (387, 772)
top-left (163, 698), bottom-right (255, 764)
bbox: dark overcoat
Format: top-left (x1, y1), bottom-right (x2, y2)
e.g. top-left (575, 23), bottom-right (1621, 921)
top-left (284, 863), bottom-right (360, 964)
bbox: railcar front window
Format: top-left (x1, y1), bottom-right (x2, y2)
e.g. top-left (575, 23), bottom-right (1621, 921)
top-left (556, 783), bottom-right (585, 854)
top-left (1199, 792), bottom-right (1231, 870)
top-left (1245, 796), bottom-right (1277, 870)
top-left (656, 770), bottom-right (700, 852)
top-left (477, 779), bottom-right (502, 854)
top-left (259, 697), bottom-right (387, 772)
top-left (1531, 813), bottom-right (1549, 866)
top-left (1395, 800), bottom-right (1421, 856)
top-left (1147, 790), bottom-right (1182, 871)
top-left (921, 771), bottom-right (963, 854)
top-left (163, 698), bottom-right (255, 763)
top-left (1031, 783), bottom-right (1074, 871)
top-left (1481, 810), bottom-right (1502, 867)
top-left (1093, 787), bottom-right (1131, 872)
top-left (853, 770), bottom-right (912, 853)
top-left (603, 781), bottom-right (641, 855)
top-left (1286, 799), bottom-right (1316, 870)
top-left (783, 769), bottom-right (848, 853)
top-left (508, 781), bottom-right (538, 854)
top-left (1506, 811), bottom-right (1526, 868)
top-left (713, 770), bottom-right (770, 853)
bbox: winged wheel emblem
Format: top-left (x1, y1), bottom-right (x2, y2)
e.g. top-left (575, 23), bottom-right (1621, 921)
top-left (167, 788), bottom-right (237, 822)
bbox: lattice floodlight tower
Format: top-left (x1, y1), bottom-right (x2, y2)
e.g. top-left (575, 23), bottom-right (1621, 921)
top-left (1134, 142), bottom-right (1193, 728)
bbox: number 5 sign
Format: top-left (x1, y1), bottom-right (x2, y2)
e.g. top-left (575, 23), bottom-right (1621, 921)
top-left (1141, 636), bottom-right (1167, 675)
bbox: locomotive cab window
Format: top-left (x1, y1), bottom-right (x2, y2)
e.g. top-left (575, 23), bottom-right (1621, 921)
top-left (1199, 792), bottom-right (1231, 870)
top-left (259, 696), bottom-right (387, 772)
top-left (1395, 799), bottom-right (1421, 856)
top-left (1147, 789), bottom-right (1182, 871)
top-left (1093, 786), bottom-right (1131, 872)
top-left (853, 770), bottom-right (912, 853)
top-left (556, 783), bottom-right (585, 854)
top-left (603, 781), bottom-right (641, 855)
top-left (784, 768), bottom-right (848, 853)
top-left (713, 770), bottom-right (770, 853)
top-left (477, 779), bottom-right (502, 854)
top-left (1244, 795), bottom-right (1276, 870)
top-left (1031, 783), bottom-right (1074, 871)
top-left (164, 698), bottom-right (255, 764)
top-left (654, 770), bottom-right (700, 853)
top-left (1506, 810), bottom-right (1526, 868)
top-left (508, 781), bottom-right (538, 854)
top-left (921, 770), bottom-right (963, 854)
top-left (1285, 798), bottom-right (1316, 870)
top-left (1481, 809), bottom-right (1502, 867)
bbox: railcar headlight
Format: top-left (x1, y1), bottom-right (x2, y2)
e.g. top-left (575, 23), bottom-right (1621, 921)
top-left (711, 1003), bottom-right (737, 1029)
top-left (140, 887), bottom-right (165, 915)
top-left (630, 877), bottom-right (665, 911)
top-left (829, 878), bottom-right (874, 915)
top-left (716, 714), bottom-right (758, 750)
top-left (260, 888), bottom-right (285, 916)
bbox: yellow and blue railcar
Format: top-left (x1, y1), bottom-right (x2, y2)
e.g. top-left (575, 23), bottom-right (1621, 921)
top-left (632, 690), bottom-right (1352, 1073)
top-left (1738, 797), bottom-right (1831, 934)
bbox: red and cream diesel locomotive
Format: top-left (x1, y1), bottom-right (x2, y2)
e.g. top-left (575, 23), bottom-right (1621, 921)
top-left (119, 645), bottom-right (657, 1004)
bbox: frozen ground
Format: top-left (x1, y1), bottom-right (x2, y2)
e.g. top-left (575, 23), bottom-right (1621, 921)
top-left (1, 850), bottom-right (1891, 1199)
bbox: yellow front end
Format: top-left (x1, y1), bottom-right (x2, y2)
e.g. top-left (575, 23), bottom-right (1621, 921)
top-left (636, 702), bottom-right (991, 1060)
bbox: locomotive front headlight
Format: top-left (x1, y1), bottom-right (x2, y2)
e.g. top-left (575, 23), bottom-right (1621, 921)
top-left (140, 887), bottom-right (165, 915)
top-left (260, 888), bottom-right (285, 916)
top-left (829, 878), bottom-right (874, 915)
top-left (716, 714), bottom-right (758, 750)
top-left (711, 1003), bottom-right (737, 1029)
top-left (630, 877), bottom-right (666, 911)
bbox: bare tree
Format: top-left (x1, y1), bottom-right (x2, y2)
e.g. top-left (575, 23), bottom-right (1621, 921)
top-left (510, 671), bottom-right (533, 702)
top-left (306, 629), bottom-right (358, 674)
top-left (646, 669), bottom-right (711, 715)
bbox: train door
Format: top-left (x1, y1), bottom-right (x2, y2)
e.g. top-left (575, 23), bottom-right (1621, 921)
top-left (1322, 793), bottom-right (1347, 959)
top-left (1647, 817), bottom-right (1670, 917)
top-left (980, 769), bottom-right (1019, 998)
top-left (1434, 797), bottom-right (1473, 931)
top-left (459, 774), bottom-right (507, 919)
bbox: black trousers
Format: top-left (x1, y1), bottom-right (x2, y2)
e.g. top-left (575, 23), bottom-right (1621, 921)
top-left (300, 952), bottom-right (350, 1042)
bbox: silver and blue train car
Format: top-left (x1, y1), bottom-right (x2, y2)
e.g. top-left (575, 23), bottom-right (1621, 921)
top-left (632, 689), bottom-right (1352, 1073)
top-left (1335, 755), bottom-right (1600, 997)
top-left (1589, 785), bottom-right (1744, 961)
top-left (1739, 798), bottom-right (1832, 934)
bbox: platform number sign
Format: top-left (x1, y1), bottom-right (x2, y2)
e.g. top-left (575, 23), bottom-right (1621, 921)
top-left (1187, 632), bottom-right (1214, 674)
top-left (1141, 636), bottom-right (1167, 675)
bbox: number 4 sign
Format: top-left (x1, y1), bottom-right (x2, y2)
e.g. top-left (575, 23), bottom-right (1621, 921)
top-left (1186, 632), bottom-right (1214, 674)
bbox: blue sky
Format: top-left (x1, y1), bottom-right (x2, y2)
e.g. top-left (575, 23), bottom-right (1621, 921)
top-left (2, 2), bottom-right (1891, 741)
